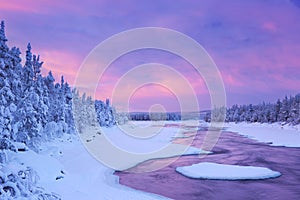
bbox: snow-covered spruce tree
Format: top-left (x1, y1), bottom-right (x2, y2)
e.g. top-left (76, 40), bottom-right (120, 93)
top-left (73, 90), bottom-right (118, 133)
top-left (0, 22), bottom-right (23, 140)
top-left (0, 20), bottom-right (22, 147)
top-left (63, 82), bottom-right (74, 134)
top-left (13, 44), bottom-right (43, 148)
top-left (72, 90), bottom-right (99, 133)
top-left (114, 112), bottom-right (130, 125)
top-left (95, 99), bottom-right (115, 127)
top-left (0, 21), bottom-right (9, 58)
top-left (211, 106), bottom-right (226, 122)
top-left (43, 71), bottom-right (56, 122)
top-left (22, 43), bottom-right (34, 92)
top-left (279, 96), bottom-right (290, 122)
top-left (293, 94), bottom-right (300, 124)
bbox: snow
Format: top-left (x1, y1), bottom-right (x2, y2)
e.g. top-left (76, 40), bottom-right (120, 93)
top-left (225, 122), bottom-right (300, 147)
top-left (3, 134), bottom-right (169, 200)
top-left (39, 136), bottom-right (169, 200)
top-left (9, 148), bottom-right (65, 184)
top-left (79, 121), bottom-right (210, 171)
top-left (176, 162), bottom-right (281, 180)
top-left (4, 121), bottom-right (208, 200)
top-left (103, 121), bottom-right (199, 153)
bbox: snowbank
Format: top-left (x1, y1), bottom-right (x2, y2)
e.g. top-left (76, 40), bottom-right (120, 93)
top-left (226, 122), bottom-right (300, 147)
top-left (1, 147), bottom-right (62, 199)
top-left (176, 162), bottom-right (281, 180)
top-left (42, 137), bottom-right (169, 200)
top-left (2, 132), bottom-right (171, 200)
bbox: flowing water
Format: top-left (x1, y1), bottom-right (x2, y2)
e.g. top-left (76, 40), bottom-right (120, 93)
top-left (115, 125), bottom-right (300, 200)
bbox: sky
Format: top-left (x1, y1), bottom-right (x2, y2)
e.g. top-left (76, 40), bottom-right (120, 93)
top-left (1, 0), bottom-right (300, 111)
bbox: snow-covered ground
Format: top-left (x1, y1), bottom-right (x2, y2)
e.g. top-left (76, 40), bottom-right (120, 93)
top-left (6, 134), bottom-right (170, 200)
top-left (176, 162), bottom-right (281, 180)
top-left (35, 135), bottom-right (170, 200)
top-left (79, 121), bottom-right (209, 171)
top-left (7, 121), bottom-right (208, 200)
top-left (225, 122), bottom-right (300, 147)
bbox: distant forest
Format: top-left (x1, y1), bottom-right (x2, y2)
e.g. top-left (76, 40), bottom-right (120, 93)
top-left (129, 112), bottom-right (181, 121)
top-left (205, 94), bottom-right (300, 125)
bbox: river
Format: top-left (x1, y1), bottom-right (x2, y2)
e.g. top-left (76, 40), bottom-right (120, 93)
top-left (115, 125), bottom-right (300, 200)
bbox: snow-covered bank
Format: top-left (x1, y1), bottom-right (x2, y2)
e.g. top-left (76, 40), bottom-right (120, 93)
top-left (225, 122), bottom-right (300, 147)
top-left (3, 135), bottom-right (169, 200)
top-left (39, 136), bottom-right (169, 200)
top-left (176, 162), bottom-right (281, 180)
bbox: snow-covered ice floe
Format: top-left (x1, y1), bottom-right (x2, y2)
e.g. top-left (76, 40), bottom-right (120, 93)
top-left (225, 122), bottom-right (300, 147)
top-left (176, 162), bottom-right (281, 180)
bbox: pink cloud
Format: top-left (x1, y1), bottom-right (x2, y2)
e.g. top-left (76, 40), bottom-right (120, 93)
top-left (262, 22), bottom-right (277, 33)
top-left (221, 72), bottom-right (244, 88)
top-left (0, 0), bottom-right (67, 14)
top-left (38, 50), bottom-right (82, 85)
top-left (0, 1), bottom-right (37, 12)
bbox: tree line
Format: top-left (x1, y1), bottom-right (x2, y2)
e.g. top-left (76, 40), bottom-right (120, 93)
top-left (205, 94), bottom-right (300, 125)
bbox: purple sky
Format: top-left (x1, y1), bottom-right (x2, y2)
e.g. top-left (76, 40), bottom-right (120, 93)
top-left (1, 0), bottom-right (300, 111)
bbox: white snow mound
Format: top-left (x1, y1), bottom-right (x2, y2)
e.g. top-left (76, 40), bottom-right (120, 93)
top-left (176, 162), bottom-right (281, 180)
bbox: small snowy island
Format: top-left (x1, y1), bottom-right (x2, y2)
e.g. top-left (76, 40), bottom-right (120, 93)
top-left (176, 162), bottom-right (281, 180)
